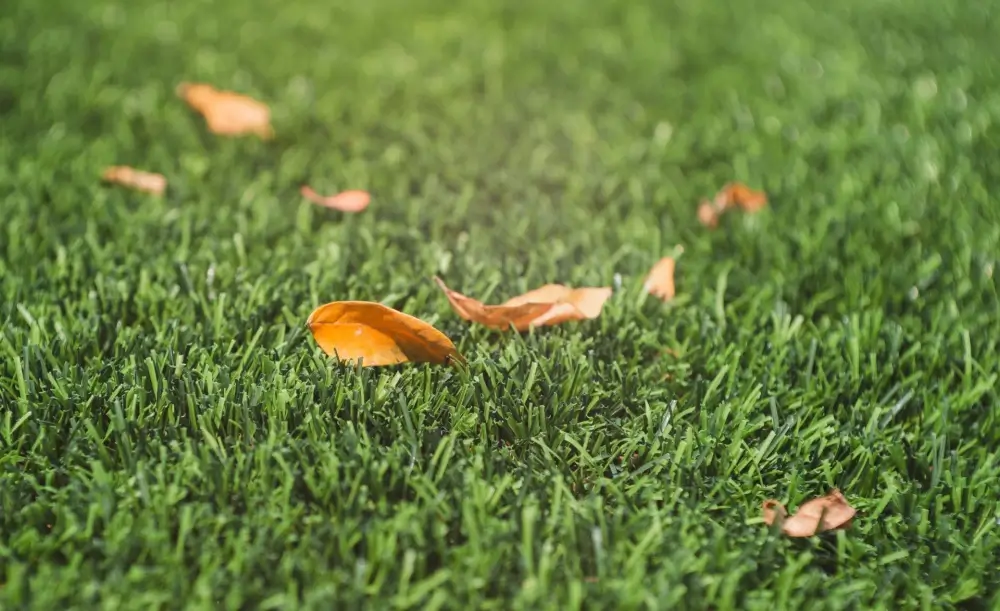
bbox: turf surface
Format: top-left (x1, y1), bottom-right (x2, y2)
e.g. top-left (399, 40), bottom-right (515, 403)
top-left (2, 0), bottom-right (1000, 608)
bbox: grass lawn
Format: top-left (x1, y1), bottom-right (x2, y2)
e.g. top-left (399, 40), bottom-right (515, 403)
top-left (2, 0), bottom-right (999, 608)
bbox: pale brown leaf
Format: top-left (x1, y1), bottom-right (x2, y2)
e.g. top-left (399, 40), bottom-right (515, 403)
top-left (101, 166), bottom-right (167, 195)
top-left (177, 82), bottom-right (273, 139)
top-left (433, 278), bottom-right (557, 332)
top-left (643, 257), bottom-right (677, 301)
top-left (300, 186), bottom-right (371, 212)
top-left (697, 182), bottom-right (767, 228)
top-left (762, 489), bottom-right (856, 537)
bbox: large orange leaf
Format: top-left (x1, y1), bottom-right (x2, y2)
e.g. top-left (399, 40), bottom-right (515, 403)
top-left (434, 277), bottom-right (611, 331)
top-left (300, 186), bottom-right (371, 212)
top-left (643, 257), bottom-right (676, 301)
top-left (101, 166), bottom-right (167, 195)
top-left (177, 82), bottom-right (273, 139)
top-left (762, 489), bottom-right (856, 537)
top-left (307, 301), bottom-right (462, 367)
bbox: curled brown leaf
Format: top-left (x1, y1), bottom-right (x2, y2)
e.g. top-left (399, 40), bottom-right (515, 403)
top-left (433, 277), bottom-right (555, 331)
top-left (307, 301), bottom-right (462, 367)
top-left (762, 489), bottom-right (856, 537)
top-left (300, 186), bottom-right (371, 212)
top-left (434, 277), bottom-right (611, 331)
top-left (101, 166), bottom-right (167, 195)
top-left (697, 182), bottom-right (767, 228)
top-left (727, 182), bottom-right (768, 212)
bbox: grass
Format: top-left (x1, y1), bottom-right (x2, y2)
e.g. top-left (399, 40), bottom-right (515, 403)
top-left (2, 0), bottom-right (999, 608)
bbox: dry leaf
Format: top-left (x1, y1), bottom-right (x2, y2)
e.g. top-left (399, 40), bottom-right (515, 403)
top-left (644, 257), bottom-right (676, 301)
top-left (177, 82), bottom-right (273, 139)
top-left (697, 182), bottom-right (767, 228)
top-left (101, 166), bottom-right (167, 195)
top-left (697, 201), bottom-right (720, 228)
top-left (507, 286), bottom-right (612, 327)
top-left (434, 277), bottom-right (611, 331)
top-left (300, 186), bottom-right (371, 212)
top-left (726, 182), bottom-right (768, 212)
top-left (762, 489), bottom-right (856, 537)
top-left (307, 301), bottom-right (462, 367)
top-left (433, 277), bottom-right (557, 331)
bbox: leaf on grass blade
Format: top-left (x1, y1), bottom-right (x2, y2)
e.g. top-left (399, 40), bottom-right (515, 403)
top-left (434, 277), bottom-right (611, 331)
top-left (101, 166), bottom-right (167, 195)
top-left (307, 301), bottom-right (462, 367)
top-left (177, 82), bottom-right (273, 139)
top-left (300, 186), bottom-right (371, 212)
top-left (643, 257), bottom-right (677, 301)
top-left (697, 182), bottom-right (767, 228)
top-left (762, 489), bottom-right (856, 537)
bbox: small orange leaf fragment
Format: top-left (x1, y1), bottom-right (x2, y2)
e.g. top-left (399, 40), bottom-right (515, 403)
top-left (300, 186), bottom-right (371, 212)
top-left (697, 201), bottom-right (720, 228)
top-left (307, 301), bottom-right (462, 367)
top-left (177, 82), bottom-right (273, 139)
top-left (101, 166), bottom-right (167, 195)
top-left (762, 489), bottom-right (856, 537)
top-left (644, 257), bottom-right (677, 301)
top-left (697, 182), bottom-right (767, 228)
top-left (435, 278), bottom-right (611, 331)
top-left (726, 182), bottom-right (768, 212)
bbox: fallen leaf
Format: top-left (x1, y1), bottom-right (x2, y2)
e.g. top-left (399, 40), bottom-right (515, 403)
top-left (435, 277), bottom-right (612, 331)
top-left (300, 186), bottom-right (371, 212)
top-left (101, 166), bottom-right (167, 195)
top-left (307, 301), bottom-right (462, 367)
top-left (762, 489), bottom-right (856, 537)
top-left (697, 182), bottom-right (767, 227)
top-left (177, 82), bottom-right (273, 139)
top-left (697, 201), bottom-right (720, 228)
top-left (433, 277), bottom-right (557, 331)
top-left (725, 182), bottom-right (768, 212)
top-left (644, 257), bottom-right (677, 301)
top-left (503, 284), bottom-right (611, 324)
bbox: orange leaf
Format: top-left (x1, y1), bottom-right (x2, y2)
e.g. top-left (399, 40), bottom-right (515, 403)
top-left (697, 201), bottom-right (720, 228)
top-left (762, 489), bottom-right (856, 537)
top-left (101, 166), bottom-right (167, 195)
top-left (307, 301), bottom-right (462, 367)
top-left (177, 82), bottom-right (273, 139)
top-left (435, 277), bottom-right (611, 331)
top-left (509, 286), bottom-right (612, 326)
top-left (643, 257), bottom-right (676, 301)
top-left (724, 182), bottom-right (768, 212)
top-left (697, 182), bottom-right (767, 228)
top-left (300, 186), bottom-right (371, 212)
top-left (433, 277), bottom-right (557, 331)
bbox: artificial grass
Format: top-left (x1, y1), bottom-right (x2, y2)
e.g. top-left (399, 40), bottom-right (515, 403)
top-left (1, 0), bottom-right (999, 608)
